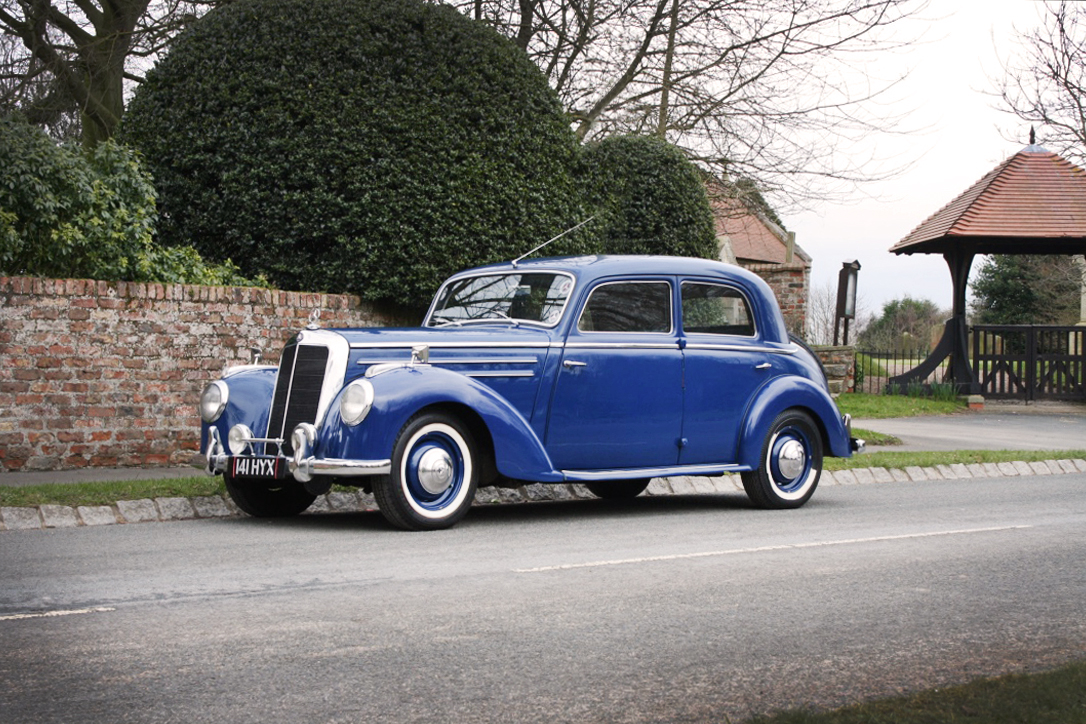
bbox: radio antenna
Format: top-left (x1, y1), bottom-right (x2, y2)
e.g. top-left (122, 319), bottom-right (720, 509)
top-left (512, 216), bottom-right (595, 268)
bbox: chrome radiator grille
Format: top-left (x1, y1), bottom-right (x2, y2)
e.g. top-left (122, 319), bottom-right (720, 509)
top-left (265, 343), bottom-right (329, 455)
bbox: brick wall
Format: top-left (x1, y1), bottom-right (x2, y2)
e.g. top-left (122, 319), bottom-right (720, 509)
top-left (0, 277), bottom-right (407, 473)
top-left (743, 262), bottom-right (809, 338)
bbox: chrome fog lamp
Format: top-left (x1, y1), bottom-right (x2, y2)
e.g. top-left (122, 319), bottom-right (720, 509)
top-left (199, 381), bottom-right (229, 423)
top-left (340, 378), bottom-right (375, 426)
top-left (228, 424), bottom-right (254, 455)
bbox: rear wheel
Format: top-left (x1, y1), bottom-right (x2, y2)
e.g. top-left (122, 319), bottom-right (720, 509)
top-left (741, 410), bottom-right (823, 509)
top-left (585, 479), bottom-right (651, 499)
top-left (374, 411), bottom-right (479, 531)
top-left (224, 473), bottom-right (317, 517)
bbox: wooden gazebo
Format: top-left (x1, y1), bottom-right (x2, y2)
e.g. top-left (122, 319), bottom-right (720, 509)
top-left (889, 140), bottom-right (1086, 393)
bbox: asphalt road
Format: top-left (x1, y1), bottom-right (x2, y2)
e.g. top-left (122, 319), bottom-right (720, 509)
top-left (2, 475), bottom-right (1084, 723)
top-left (856, 404), bottom-right (1086, 452)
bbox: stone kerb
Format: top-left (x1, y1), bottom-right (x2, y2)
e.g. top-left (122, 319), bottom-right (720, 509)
top-left (3, 458), bottom-right (1084, 531)
top-left (0, 276), bottom-right (403, 473)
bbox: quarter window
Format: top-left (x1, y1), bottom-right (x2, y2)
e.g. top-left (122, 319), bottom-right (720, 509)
top-left (681, 282), bottom-right (755, 336)
top-left (578, 281), bottom-right (672, 333)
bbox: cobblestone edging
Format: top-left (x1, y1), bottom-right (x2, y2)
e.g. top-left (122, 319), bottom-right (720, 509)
top-left (3, 458), bottom-right (1086, 531)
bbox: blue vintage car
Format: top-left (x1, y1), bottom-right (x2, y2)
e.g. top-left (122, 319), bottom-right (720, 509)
top-left (199, 255), bottom-right (862, 530)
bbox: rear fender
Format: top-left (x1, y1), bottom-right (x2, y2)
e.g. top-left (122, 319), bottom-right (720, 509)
top-left (739, 376), bottom-right (852, 467)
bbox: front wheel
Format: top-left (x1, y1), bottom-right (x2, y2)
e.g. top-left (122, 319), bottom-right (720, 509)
top-left (224, 473), bottom-right (317, 517)
top-left (374, 412), bottom-right (479, 531)
top-left (741, 410), bottom-right (823, 509)
top-left (585, 479), bottom-right (651, 499)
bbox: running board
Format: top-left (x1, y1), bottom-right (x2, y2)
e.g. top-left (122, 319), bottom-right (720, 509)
top-left (561, 464), bottom-right (748, 482)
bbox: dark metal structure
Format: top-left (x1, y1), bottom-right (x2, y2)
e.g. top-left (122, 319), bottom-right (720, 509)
top-left (972, 325), bottom-right (1086, 400)
top-left (888, 143), bottom-right (1086, 393)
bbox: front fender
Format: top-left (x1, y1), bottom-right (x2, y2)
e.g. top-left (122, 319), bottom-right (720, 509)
top-left (738, 376), bottom-right (852, 468)
top-left (201, 367), bottom-right (277, 455)
top-left (319, 367), bottom-right (561, 482)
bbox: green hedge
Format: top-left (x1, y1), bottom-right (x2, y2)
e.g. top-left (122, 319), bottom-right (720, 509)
top-left (0, 117), bottom-right (254, 285)
top-left (122, 0), bottom-right (585, 305)
top-left (580, 135), bottom-right (717, 260)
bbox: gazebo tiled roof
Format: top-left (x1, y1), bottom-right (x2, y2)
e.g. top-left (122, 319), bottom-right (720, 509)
top-left (891, 145), bottom-right (1086, 256)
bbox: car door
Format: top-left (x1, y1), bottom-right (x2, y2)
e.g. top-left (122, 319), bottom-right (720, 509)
top-left (678, 280), bottom-right (771, 465)
top-left (545, 279), bottom-right (683, 471)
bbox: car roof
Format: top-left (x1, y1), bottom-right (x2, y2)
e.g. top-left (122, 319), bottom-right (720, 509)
top-left (459, 254), bottom-right (768, 288)
top-left (445, 255), bottom-right (791, 344)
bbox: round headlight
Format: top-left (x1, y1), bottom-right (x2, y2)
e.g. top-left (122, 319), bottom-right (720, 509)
top-left (228, 424), bottom-right (253, 455)
top-left (340, 378), bottom-right (375, 426)
top-left (199, 381), bottom-right (229, 423)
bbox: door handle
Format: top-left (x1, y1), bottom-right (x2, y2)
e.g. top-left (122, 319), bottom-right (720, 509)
top-left (563, 360), bottom-right (587, 369)
top-left (755, 362), bottom-right (772, 370)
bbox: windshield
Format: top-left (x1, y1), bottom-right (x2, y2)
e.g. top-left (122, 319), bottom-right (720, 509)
top-left (426, 272), bottom-right (575, 327)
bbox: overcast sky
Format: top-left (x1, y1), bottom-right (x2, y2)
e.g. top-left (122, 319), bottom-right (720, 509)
top-left (789, 0), bottom-right (1043, 318)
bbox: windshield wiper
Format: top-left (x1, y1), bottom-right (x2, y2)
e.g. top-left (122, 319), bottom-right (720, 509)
top-left (429, 314), bottom-right (463, 328)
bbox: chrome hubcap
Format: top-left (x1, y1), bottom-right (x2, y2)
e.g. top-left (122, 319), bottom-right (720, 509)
top-left (776, 439), bottom-right (807, 480)
top-left (417, 448), bottom-right (454, 494)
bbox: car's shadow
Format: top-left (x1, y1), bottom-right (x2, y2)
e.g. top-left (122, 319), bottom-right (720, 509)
top-left (223, 490), bottom-right (842, 533)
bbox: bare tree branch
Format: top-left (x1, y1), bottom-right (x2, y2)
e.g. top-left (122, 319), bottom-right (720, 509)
top-left (0, 0), bottom-right (225, 145)
top-left (452, 0), bottom-right (926, 206)
top-left (994, 1), bottom-right (1086, 164)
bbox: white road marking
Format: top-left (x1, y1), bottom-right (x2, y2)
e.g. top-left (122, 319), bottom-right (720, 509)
top-left (0, 606), bottom-right (116, 622)
top-left (515, 526), bottom-right (1033, 573)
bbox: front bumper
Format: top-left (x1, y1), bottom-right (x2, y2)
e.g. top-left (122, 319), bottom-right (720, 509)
top-left (199, 426), bottom-right (391, 481)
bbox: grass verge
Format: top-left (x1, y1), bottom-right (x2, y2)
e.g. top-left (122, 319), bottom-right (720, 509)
top-left (836, 392), bottom-right (966, 419)
top-left (0, 477), bottom-right (225, 508)
top-left (825, 448), bottom-right (1086, 471)
top-left (745, 659), bottom-right (1086, 723)
top-left (851, 427), bottom-right (900, 446)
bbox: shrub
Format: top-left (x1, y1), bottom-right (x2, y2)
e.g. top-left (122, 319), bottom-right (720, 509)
top-left (121, 0), bottom-right (585, 306)
top-left (579, 135), bottom-right (718, 260)
top-left (0, 116), bottom-right (256, 285)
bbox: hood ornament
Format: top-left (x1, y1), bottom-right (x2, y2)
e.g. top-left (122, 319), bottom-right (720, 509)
top-left (306, 307), bottom-right (322, 330)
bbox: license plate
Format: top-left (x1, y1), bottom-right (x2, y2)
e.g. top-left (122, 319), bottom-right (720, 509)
top-left (231, 456), bottom-right (285, 479)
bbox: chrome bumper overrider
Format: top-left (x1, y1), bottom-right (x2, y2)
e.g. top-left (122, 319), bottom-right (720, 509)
top-left (200, 425), bottom-right (391, 481)
top-left (842, 413), bottom-right (865, 454)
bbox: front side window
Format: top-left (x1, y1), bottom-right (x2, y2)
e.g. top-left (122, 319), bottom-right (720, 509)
top-left (427, 272), bottom-right (574, 327)
top-left (577, 281), bottom-right (672, 333)
top-left (681, 282), bottom-right (755, 337)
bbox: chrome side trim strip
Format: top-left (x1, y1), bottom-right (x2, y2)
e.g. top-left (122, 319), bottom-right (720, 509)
top-left (348, 341), bottom-right (553, 349)
top-left (563, 342), bottom-right (680, 350)
top-left (356, 357), bottom-right (539, 366)
top-left (435, 358), bottom-right (538, 365)
top-left (463, 371), bottom-right (536, 378)
top-left (684, 344), bottom-right (796, 354)
top-left (562, 463), bottom-right (747, 481)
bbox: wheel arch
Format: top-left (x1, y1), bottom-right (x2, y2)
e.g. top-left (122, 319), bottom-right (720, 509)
top-left (738, 376), bottom-right (851, 468)
top-left (408, 401), bottom-right (499, 485)
top-left (358, 367), bottom-right (561, 483)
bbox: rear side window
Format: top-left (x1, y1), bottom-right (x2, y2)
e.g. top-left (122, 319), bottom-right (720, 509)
top-left (681, 282), bottom-right (755, 337)
top-left (578, 281), bottom-right (672, 333)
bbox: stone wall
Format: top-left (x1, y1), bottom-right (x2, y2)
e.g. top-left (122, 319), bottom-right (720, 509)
top-left (813, 345), bottom-right (856, 397)
top-left (743, 262), bottom-right (809, 338)
top-left (0, 277), bottom-right (406, 473)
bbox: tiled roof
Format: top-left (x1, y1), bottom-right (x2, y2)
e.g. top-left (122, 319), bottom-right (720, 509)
top-left (891, 146), bottom-right (1086, 255)
top-left (712, 195), bottom-right (811, 266)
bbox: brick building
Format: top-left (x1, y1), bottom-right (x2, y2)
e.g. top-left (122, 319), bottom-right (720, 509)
top-left (709, 192), bottom-right (811, 337)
